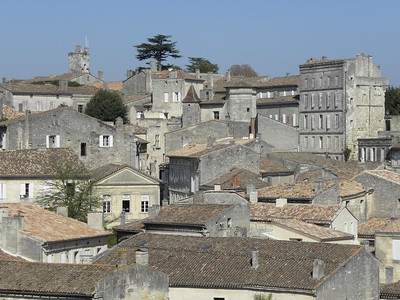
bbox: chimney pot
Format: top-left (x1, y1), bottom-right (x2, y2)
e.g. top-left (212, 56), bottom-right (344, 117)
top-left (312, 259), bottom-right (325, 280)
top-left (135, 248), bottom-right (149, 266)
top-left (97, 71), bottom-right (104, 81)
top-left (251, 249), bottom-right (259, 269)
top-left (275, 198), bottom-right (287, 207)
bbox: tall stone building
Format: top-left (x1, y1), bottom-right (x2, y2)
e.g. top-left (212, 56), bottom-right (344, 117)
top-left (298, 54), bottom-right (388, 160)
top-left (68, 45), bottom-right (90, 74)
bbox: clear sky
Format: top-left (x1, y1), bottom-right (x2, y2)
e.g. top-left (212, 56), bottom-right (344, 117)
top-left (2, 0), bottom-right (400, 85)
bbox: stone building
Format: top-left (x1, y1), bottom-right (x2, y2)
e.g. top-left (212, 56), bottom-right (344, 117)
top-left (94, 232), bottom-right (380, 300)
top-left (0, 107), bottom-right (144, 169)
top-left (0, 203), bottom-right (110, 263)
top-left (298, 54), bottom-right (388, 160)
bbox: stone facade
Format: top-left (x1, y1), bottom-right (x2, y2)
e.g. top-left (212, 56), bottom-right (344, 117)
top-left (0, 107), bottom-right (141, 169)
top-left (299, 54), bottom-right (388, 160)
top-left (68, 45), bottom-right (90, 74)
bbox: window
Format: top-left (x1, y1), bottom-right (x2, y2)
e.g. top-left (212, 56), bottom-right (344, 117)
top-left (319, 137), bottom-right (323, 149)
top-left (103, 195), bottom-right (111, 213)
top-left (49, 102), bottom-right (55, 109)
top-left (154, 134), bottom-right (160, 148)
top-left (46, 135), bottom-right (60, 148)
top-left (335, 114), bottom-right (339, 128)
top-left (311, 115), bottom-right (315, 130)
top-left (0, 132), bottom-right (6, 149)
top-left (326, 114), bottom-right (331, 130)
top-left (141, 195), bottom-right (149, 213)
top-left (318, 93), bottom-right (323, 108)
top-left (122, 195), bottom-right (130, 213)
top-left (319, 115), bottom-right (323, 129)
top-left (172, 92), bottom-right (181, 102)
top-left (311, 94), bottom-right (315, 108)
top-left (20, 183), bottom-right (32, 198)
top-left (292, 114), bottom-right (297, 126)
top-left (393, 239), bottom-right (400, 260)
top-left (80, 143), bottom-right (87, 156)
top-left (213, 111), bottom-right (220, 119)
top-left (99, 135), bottom-right (113, 147)
top-left (0, 183), bottom-right (6, 199)
top-left (274, 114), bottom-right (278, 121)
top-left (77, 104), bottom-right (84, 113)
top-left (213, 298), bottom-right (225, 300)
top-left (304, 115), bottom-right (308, 129)
top-left (326, 136), bottom-right (331, 148)
top-left (164, 92), bottom-right (169, 102)
top-left (304, 136), bottom-right (308, 149)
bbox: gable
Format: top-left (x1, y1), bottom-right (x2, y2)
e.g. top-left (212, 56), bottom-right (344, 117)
top-left (96, 168), bottom-right (159, 186)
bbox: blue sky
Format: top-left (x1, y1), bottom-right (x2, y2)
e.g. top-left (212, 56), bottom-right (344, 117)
top-left (2, 0), bottom-right (400, 84)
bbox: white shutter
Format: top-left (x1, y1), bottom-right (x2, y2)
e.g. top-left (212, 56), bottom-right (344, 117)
top-left (99, 135), bottom-right (104, 147)
top-left (393, 240), bottom-right (400, 260)
top-left (55, 135), bottom-right (60, 147)
top-left (109, 135), bottom-right (114, 147)
top-left (1, 184), bottom-right (6, 199)
top-left (1, 133), bottom-right (6, 149)
top-left (28, 183), bottom-right (33, 198)
top-left (20, 184), bottom-right (25, 197)
top-left (46, 135), bottom-right (50, 148)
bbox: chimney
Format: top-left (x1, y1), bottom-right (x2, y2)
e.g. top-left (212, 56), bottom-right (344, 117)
top-left (87, 211), bottom-right (104, 230)
top-left (275, 198), bottom-right (287, 207)
top-left (322, 56), bottom-right (328, 61)
top-left (250, 118), bottom-right (256, 139)
top-left (312, 259), bottom-right (325, 280)
top-left (115, 117), bottom-right (123, 129)
top-left (361, 240), bottom-right (369, 252)
top-left (251, 248), bottom-right (259, 269)
top-left (97, 71), bottom-right (104, 81)
top-left (207, 72), bottom-right (214, 89)
top-left (386, 266), bottom-right (394, 284)
top-left (148, 204), bottom-right (160, 218)
top-left (169, 70), bottom-right (177, 79)
top-left (58, 80), bottom-right (68, 91)
top-left (56, 206), bottom-right (68, 217)
top-left (246, 183), bottom-right (255, 195)
top-left (75, 45), bottom-right (82, 53)
top-left (207, 135), bottom-right (213, 149)
top-left (314, 180), bottom-right (324, 193)
top-left (232, 175), bottom-right (240, 188)
top-left (126, 70), bottom-right (134, 79)
top-left (226, 70), bottom-right (231, 82)
top-left (135, 248), bottom-right (149, 266)
top-left (120, 211), bottom-right (126, 225)
top-left (117, 249), bottom-right (128, 267)
top-left (195, 69), bottom-right (200, 79)
top-left (250, 191), bottom-right (258, 204)
top-left (162, 199), bottom-right (169, 208)
top-left (214, 184), bottom-right (222, 191)
top-left (150, 61), bottom-right (157, 72)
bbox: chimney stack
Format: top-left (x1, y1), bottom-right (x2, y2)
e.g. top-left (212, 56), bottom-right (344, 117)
top-left (120, 211), bottom-right (126, 225)
top-left (251, 248), bottom-right (259, 269)
top-left (87, 211), bottom-right (104, 230)
top-left (312, 259), bottom-right (325, 280)
top-left (195, 69), bottom-right (200, 79)
top-left (150, 61), bottom-right (157, 72)
top-left (98, 71), bottom-right (104, 81)
top-left (58, 80), bottom-right (68, 91)
top-left (275, 198), bottom-right (287, 207)
top-left (314, 180), bottom-right (324, 193)
top-left (56, 206), bottom-right (68, 217)
top-left (117, 249), bottom-right (128, 267)
top-left (135, 248), bottom-right (149, 266)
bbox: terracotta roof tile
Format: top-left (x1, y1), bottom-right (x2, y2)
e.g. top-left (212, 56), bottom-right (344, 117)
top-left (251, 203), bottom-right (343, 224)
top-left (0, 260), bottom-right (114, 296)
top-left (257, 95), bottom-right (299, 105)
top-left (90, 81), bottom-right (122, 90)
top-left (144, 204), bottom-right (235, 226)
top-left (0, 148), bottom-right (84, 177)
top-left (90, 163), bottom-right (161, 183)
top-left (123, 93), bottom-right (151, 104)
top-left (381, 280), bottom-right (400, 298)
top-left (0, 203), bottom-right (109, 242)
top-left (272, 219), bottom-right (354, 241)
top-left (363, 170), bottom-right (400, 185)
top-left (1, 82), bottom-right (98, 96)
top-left (0, 249), bottom-right (27, 262)
top-left (203, 169), bottom-right (268, 190)
top-left (358, 218), bottom-right (397, 237)
top-left (259, 157), bottom-right (292, 174)
top-left (94, 233), bottom-right (363, 291)
top-left (2, 105), bottom-right (25, 119)
top-left (182, 85), bottom-right (201, 103)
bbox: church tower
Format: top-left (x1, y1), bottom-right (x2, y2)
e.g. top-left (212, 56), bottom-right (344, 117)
top-left (68, 45), bottom-right (90, 74)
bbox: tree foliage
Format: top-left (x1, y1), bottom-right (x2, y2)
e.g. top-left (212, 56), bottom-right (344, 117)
top-left (36, 165), bottom-right (100, 223)
top-left (134, 34), bottom-right (181, 69)
top-left (228, 64), bottom-right (259, 77)
top-left (385, 86), bottom-right (400, 115)
top-left (85, 89), bottom-right (128, 123)
top-left (186, 57), bottom-right (219, 73)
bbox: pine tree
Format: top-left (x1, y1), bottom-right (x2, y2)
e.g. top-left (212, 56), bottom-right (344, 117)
top-left (85, 89), bottom-right (128, 123)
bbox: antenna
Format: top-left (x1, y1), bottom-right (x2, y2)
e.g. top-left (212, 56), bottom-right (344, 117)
top-left (85, 36), bottom-right (89, 48)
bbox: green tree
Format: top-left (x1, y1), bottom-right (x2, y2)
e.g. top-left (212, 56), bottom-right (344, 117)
top-left (85, 89), bottom-right (128, 123)
top-left (253, 294), bottom-right (272, 300)
top-left (228, 64), bottom-right (259, 77)
top-left (385, 86), bottom-right (400, 115)
top-left (134, 34), bottom-right (181, 70)
top-left (36, 165), bottom-right (100, 222)
top-left (186, 57), bottom-right (219, 73)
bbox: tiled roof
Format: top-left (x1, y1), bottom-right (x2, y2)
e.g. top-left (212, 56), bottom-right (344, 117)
top-left (257, 95), bottom-right (299, 105)
top-left (377, 218), bottom-right (400, 234)
top-left (0, 148), bottom-right (84, 177)
top-left (223, 78), bottom-right (255, 88)
top-left (0, 260), bottom-right (114, 296)
top-left (24, 72), bottom-right (99, 83)
top-left (0, 203), bottom-right (110, 242)
top-left (123, 93), bottom-right (151, 104)
top-left (358, 218), bottom-right (396, 237)
top-left (381, 280), bottom-right (400, 298)
top-left (91, 81), bottom-right (123, 90)
top-left (270, 152), bottom-right (365, 180)
top-left (199, 93), bottom-right (226, 105)
top-left (203, 169), bottom-right (269, 190)
top-left (167, 138), bottom-right (254, 158)
top-left (182, 85), bottom-right (201, 103)
top-left (144, 204), bottom-right (234, 226)
top-left (338, 180), bottom-right (365, 198)
top-left (250, 203), bottom-right (343, 224)
top-left (362, 170), bottom-right (400, 185)
top-left (0, 249), bottom-right (27, 262)
top-left (252, 75), bottom-right (300, 88)
top-left (2, 105), bottom-right (25, 119)
top-left (300, 58), bottom-right (350, 66)
top-left (112, 218), bottom-right (148, 232)
top-left (259, 157), bottom-right (292, 174)
top-left (151, 70), bottom-right (204, 81)
top-left (0, 82), bottom-right (98, 96)
top-left (94, 233), bottom-right (363, 291)
top-left (272, 219), bottom-right (354, 241)
top-left (257, 181), bottom-right (336, 201)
